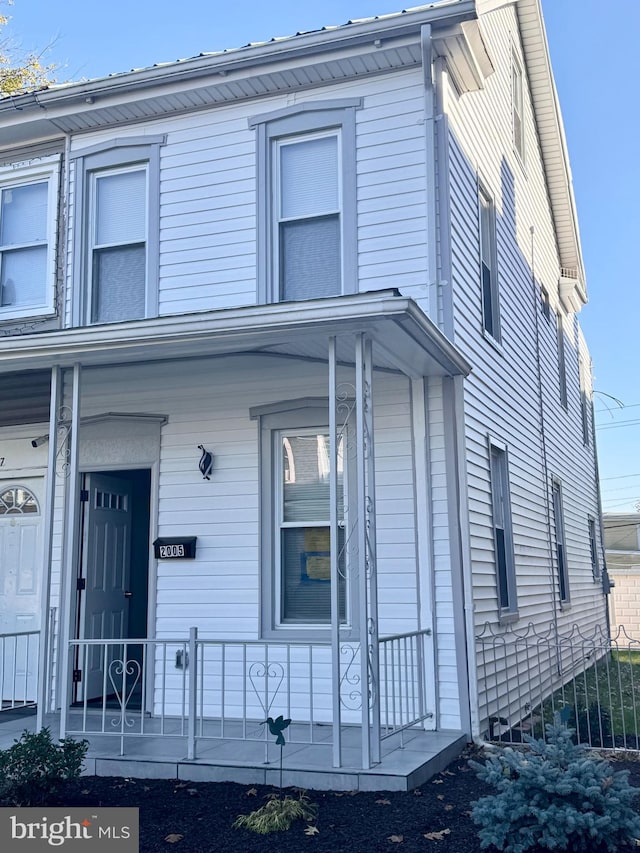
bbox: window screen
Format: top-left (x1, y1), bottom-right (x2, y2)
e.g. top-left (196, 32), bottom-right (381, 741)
top-left (90, 167), bottom-right (147, 323)
top-left (277, 134), bottom-right (340, 301)
top-left (0, 182), bottom-right (48, 310)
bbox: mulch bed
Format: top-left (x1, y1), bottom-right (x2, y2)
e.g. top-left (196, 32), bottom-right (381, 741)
top-left (51, 749), bottom-right (640, 853)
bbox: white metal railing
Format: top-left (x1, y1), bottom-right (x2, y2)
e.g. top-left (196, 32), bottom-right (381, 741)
top-left (379, 629), bottom-right (432, 740)
top-left (64, 628), bottom-right (431, 760)
top-left (0, 630), bottom-right (39, 711)
top-left (194, 636), bottom-right (333, 762)
top-left (65, 637), bottom-right (191, 755)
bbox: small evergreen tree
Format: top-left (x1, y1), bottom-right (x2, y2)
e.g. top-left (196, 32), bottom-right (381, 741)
top-left (471, 724), bottom-right (640, 853)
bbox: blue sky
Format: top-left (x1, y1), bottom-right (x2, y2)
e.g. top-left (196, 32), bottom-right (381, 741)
top-left (6, 0), bottom-right (639, 512)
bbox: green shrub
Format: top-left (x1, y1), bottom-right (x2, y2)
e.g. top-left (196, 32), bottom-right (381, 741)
top-left (234, 792), bottom-right (317, 834)
top-left (0, 728), bottom-right (88, 806)
top-left (470, 724), bottom-right (640, 852)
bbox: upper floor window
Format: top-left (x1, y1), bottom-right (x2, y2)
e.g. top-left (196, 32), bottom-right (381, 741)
top-left (512, 53), bottom-right (525, 162)
top-left (556, 313), bottom-right (568, 409)
top-left (588, 516), bottom-right (600, 581)
top-left (249, 99), bottom-right (361, 305)
top-left (89, 165), bottom-right (147, 324)
top-left (276, 132), bottom-right (341, 301)
top-left (71, 136), bottom-right (165, 327)
top-left (578, 356), bottom-right (590, 446)
top-left (489, 442), bottom-right (516, 615)
top-left (0, 158), bottom-right (59, 321)
top-left (552, 478), bottom-right (569, 604)
top-left (479, 186), bottom-right (500, 341)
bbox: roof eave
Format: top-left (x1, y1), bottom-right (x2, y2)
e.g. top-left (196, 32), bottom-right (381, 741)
top-left (0, 1), bottom-right (477, 118)
top-left (515, 0), bottom-right (587, 301)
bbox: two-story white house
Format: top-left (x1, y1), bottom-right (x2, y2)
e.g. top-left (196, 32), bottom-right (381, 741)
top-left (0, 0), bottom-right (608, 789)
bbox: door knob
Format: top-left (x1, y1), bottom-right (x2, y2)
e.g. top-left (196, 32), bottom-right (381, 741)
top-left (124, 591), bottom-right (133, 598)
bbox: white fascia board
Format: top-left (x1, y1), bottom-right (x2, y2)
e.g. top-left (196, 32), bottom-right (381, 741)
top-left (0, 2), bottom-right (477, 121)
top-left (0, 291), bottom-right (471, 378)
top-left (515, 0), bottom-right (587, 296)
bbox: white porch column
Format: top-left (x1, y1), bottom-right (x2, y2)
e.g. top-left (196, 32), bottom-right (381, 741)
top-left (356, 333), bottom-right (379, 769)
top-left (36, 366), bottom-right (61, 730)
top-left (329, 336), bottom-right (343, 768)
top-left (364, 336), bottom-right (380, 764)
top-left (59, 363), bottom-right (82, 739)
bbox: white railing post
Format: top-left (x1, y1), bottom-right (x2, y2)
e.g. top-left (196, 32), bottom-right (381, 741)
top-left (187, 627), bottom-right (198, 760)
top-left (364, 336), bottom-right (381, 764)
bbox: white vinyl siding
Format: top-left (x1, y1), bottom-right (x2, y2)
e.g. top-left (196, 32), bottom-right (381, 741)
top-left (0, 159), bottom-right (58, 321)
top-left (444, 4), bottom-right (605, 733)
top-left (44, 356), bottom-right (422, 722)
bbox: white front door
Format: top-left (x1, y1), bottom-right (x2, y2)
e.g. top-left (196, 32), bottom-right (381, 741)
top-left (0, 480), bottom-right (43, 703)
top-left (79, 473), bottom-right (133, 702)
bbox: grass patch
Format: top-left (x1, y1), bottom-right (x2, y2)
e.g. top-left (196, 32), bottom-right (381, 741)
top-left (536, 649), bottom-right (640, 747)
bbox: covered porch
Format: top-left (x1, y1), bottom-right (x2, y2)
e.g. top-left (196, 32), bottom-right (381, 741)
top-left (0, 706), bottom-right (466, 792)
top-left (0, 290), bottom-right (471, 783)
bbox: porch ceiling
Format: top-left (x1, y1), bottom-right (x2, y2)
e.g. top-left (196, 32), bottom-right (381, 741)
top-left (0, 291), bottom-right (471, 380)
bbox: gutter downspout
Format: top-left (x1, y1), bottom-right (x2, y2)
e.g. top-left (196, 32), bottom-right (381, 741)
top-left (422, 25), bottom-right (478, 738)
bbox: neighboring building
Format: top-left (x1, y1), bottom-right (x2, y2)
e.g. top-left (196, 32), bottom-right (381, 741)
top-left (0, 0), bottom-right (607, 786)
top-left (604, 513), bottom-right (640, 637)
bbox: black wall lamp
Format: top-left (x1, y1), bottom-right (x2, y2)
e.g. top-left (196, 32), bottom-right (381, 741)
top-left (198, 445), bottom-right (214, 480)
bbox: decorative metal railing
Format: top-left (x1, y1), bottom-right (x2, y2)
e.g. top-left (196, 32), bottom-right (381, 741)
top-left (64, 628), bottom-right (431, 760)
top-left (476, 621), bottom-right (640, 751)
top-left (379, 629), bottom-right (432, 741)
top-left (0, 630), bottom-right (39, 712)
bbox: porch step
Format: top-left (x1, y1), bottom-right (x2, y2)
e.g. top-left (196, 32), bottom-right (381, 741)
top-left (82, 729), bottom-right (467, 793)
top-left (0, 714), bottom-right (467, 791)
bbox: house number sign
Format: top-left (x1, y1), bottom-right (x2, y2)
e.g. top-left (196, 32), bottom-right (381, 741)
top-left (153, 537), bottom-right (197, 560)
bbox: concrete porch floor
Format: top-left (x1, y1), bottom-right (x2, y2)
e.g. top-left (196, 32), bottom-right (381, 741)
top-left (0, 709), bottom-right (467, 792)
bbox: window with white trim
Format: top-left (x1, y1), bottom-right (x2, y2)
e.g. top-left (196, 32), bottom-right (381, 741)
top-left (489, 443), bottom-right (516, 614)
top-left (253, 399), bottom-right (354, 639)
top-left (249, 100), bottom-right (360, 305)
top-left (277, 428), bottom-right (346, 625)
top-left (88, 164), bottom-right (148, 324)
top-left (557, 313), bottom-right (568, 409)
top-left (479, 186), bottom-right (500, 341)
top-left (276, 132), bottom-right (341, 301)
top-left (0, 159), bottom-right (59, 321)
top-left (588, 516), bottom-right (600, 581)
top-left (579, 356), bottom-right (590, 445)
top-left (512, 52), bottom-right (525, 162)
top-left (71, 136), bottom-right (164, 326)
top-left (552, 478), bottom-right (569, 603)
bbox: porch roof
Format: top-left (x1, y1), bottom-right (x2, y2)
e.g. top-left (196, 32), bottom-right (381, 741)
top-left (0, 291), bottom-right (471, 379)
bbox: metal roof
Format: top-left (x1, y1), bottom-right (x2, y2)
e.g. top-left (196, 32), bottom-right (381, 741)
top-left (0, 0), bottom-right (585, 301)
